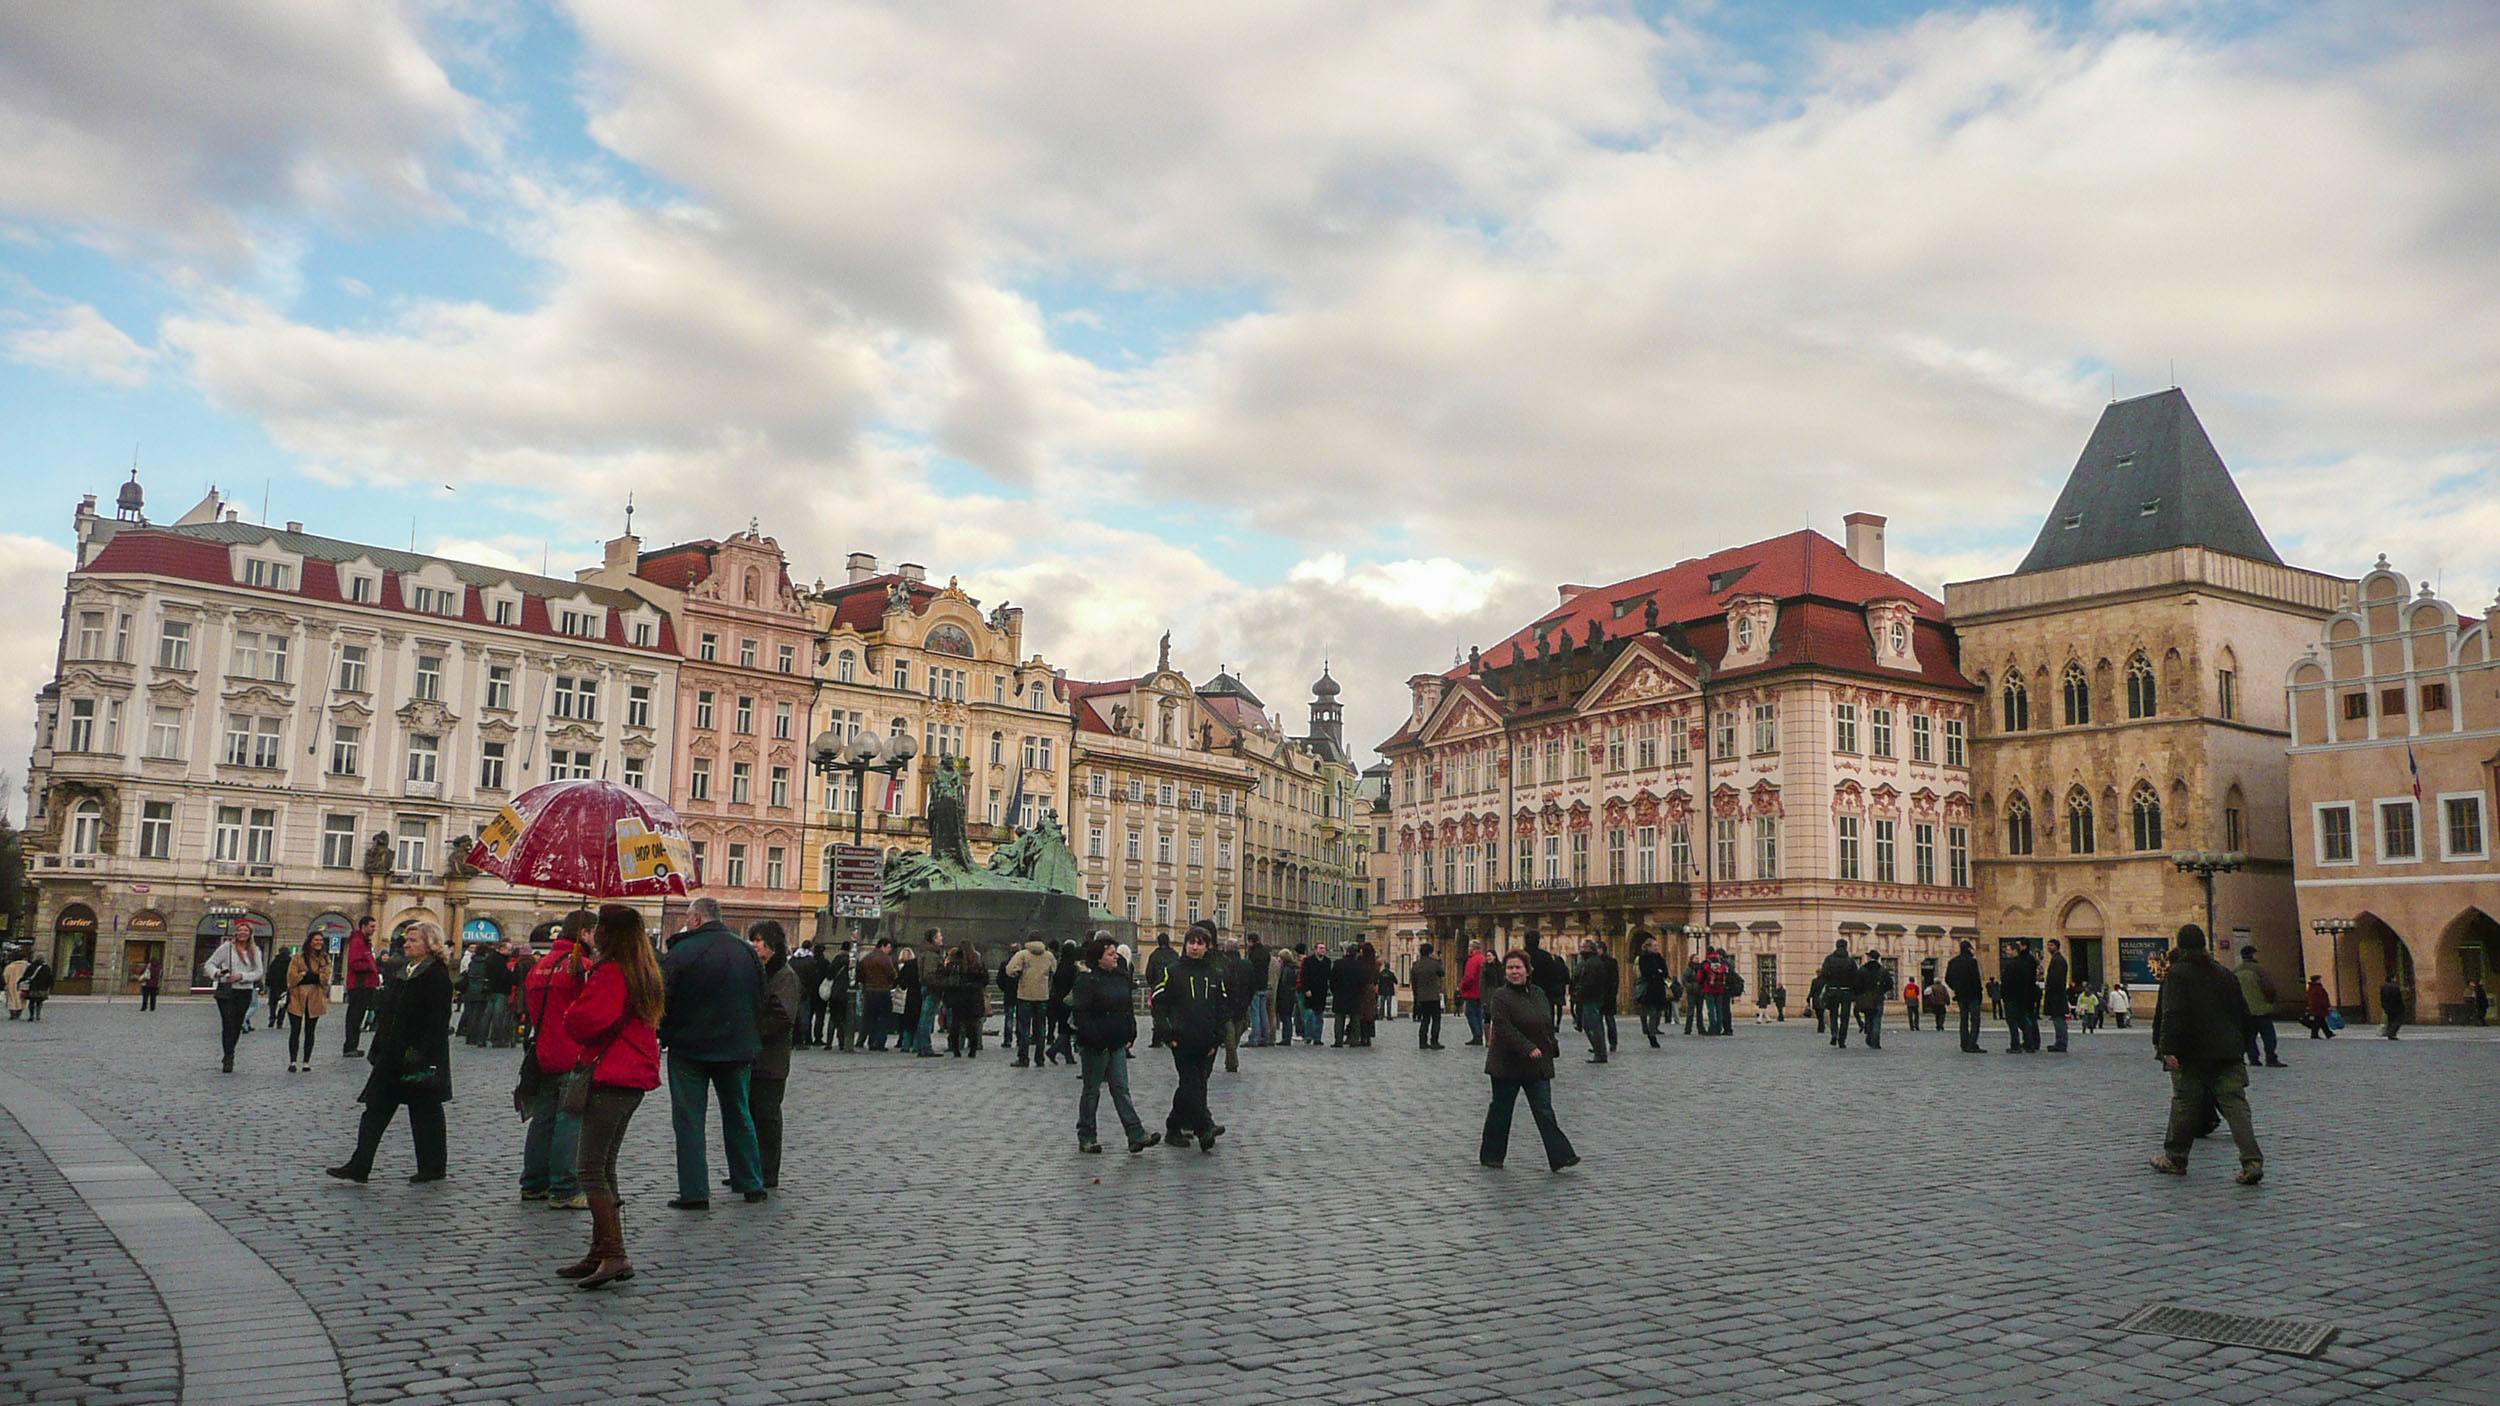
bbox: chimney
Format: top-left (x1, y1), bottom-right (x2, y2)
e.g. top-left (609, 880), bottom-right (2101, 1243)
top-left (1843, 513), bottom-right (1886, 574)
top-left (604, 532), bottom-right (640, 575)
top-left (897, 562), bottom-right (926, 584)
top-left (284, 520), bottom-right (302, 535)
top-left (1557, 583), bottom-right (1593, 605)
top-left (845, 551), bottom-right (878, 584)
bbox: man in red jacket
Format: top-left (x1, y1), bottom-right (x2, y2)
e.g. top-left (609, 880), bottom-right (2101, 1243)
top-left (340, 915), bottom-right (383, 1057)
top-left (1458, 940), bottom-right (1489, 1046)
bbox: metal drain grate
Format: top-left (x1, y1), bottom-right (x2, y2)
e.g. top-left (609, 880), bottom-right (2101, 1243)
top-left (2113, 1305), bottom-right (2339, 1358)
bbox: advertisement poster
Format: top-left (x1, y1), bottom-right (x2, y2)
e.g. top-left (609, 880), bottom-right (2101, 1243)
top-left (2118, 936), bottom-right (2168, 989)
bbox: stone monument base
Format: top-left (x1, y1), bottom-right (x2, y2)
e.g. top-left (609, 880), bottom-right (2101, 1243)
top-left (880, 888), bottom-right (1134, 970)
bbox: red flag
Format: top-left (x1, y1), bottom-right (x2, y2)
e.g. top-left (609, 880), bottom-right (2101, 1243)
top-left (2407, 743), bottom-right (2422, 803)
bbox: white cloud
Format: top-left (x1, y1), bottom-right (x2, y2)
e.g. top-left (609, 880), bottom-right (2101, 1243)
top-left (4, 303), bottom-right (154, 387)
top-left (0, 535), bottom-right (77, 821)
top-left (0, 0), bottom-right (481, 264)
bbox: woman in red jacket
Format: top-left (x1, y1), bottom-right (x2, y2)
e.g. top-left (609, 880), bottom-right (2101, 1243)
top-left (558, 904), bottom-right (664, 1290)
top-left (519, 911), bottom-right (595, 1208)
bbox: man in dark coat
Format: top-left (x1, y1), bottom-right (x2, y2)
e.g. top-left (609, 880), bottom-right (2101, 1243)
top-left (2149, 924), bottom-right (2262, 1183)
top-left (1244, 935), bottom-right (1275, 1047)
top-left (1570, 939), bottom-right (1620, 1062)
top-left (2042, 939), bottom-right (2072, 1052)
top-left (1142, 934), bottom-right (1178, 1046)
top-left (2378, 977), bottom-right (2406, 1039)
top-left (789, 944), bottom-right (825, 1050)
top-left (1818, 940), bottom-right (1859, 1048)
top-left (2000, 940), bottom-right (2042, 1053)
top-left (1854, 949), bottom-right (1891, 1050)
top-left (1150, 923), bottom-right (1231, 1151)
top-left (1632, 933), bottom-right (1669, 1048)
top-left (1298, 944), bottom-right (1332, 1045)
top-left (1945, 940), bottom-right (1984, 1052)
top-left (1409, 945), bottom-right (1447, 1051)
top-left (1524, 931), bottom-right (1569, 1026)
top-left (1219, 937), bottom-right (1256, 1073)
top-left (1330, 947), bottom-right (1367, 1047)
top-left (658, 898), bottom-right (766, 1209)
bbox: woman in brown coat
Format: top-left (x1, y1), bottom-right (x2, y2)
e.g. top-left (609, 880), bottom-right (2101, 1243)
top-left (1480, 951), bottom-right (1579, 1171)
top-left (286, 933), bottom-right (334, 1073)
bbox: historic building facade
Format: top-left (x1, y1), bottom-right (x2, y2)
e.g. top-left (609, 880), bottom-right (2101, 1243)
top-left (1946, 390), bottom-right (2348, 999)
top-left (1380, 518), bottom-right (1981, 999)
top-left (2287, 559), bottom-right (2499, 1023)
top-left (581, 526), bottom-right (817, 933)
top-left (1067, 647), bottom-right (1251, 937)
top-left (25, 480), bottom-right (678, 993)
top-left (797, 554), bottom-right (1070, 935)
top-left (1199, 668), bottom-right (1366, 951)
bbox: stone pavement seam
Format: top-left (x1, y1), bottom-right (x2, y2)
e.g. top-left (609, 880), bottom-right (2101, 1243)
top-left (0, 1070), bottom-right (347, 1406)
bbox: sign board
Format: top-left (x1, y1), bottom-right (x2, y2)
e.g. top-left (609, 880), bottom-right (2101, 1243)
top-left (2118, 936), bottom-right (2168, 989)
top-left (826, 844), bottom-right (883, 917)
top-left (461, 917), bottom-right (502, 946)
top-left (127, 910), bottom-right (168, 933)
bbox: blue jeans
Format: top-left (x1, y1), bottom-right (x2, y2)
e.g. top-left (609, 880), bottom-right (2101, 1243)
top-left (1077, 1046), bottom-right (1145, 1145)
top-left (1248, 991), bottom-right (1271, 1046)
top-left (912, 997), bottom-right (939, 1053)
top-left (1300, 1005), bottom-right (1324, 1043)
top-left (1576, 1003), bottom-right (1615, 1058)
top-left (863, 994), bottom-right (893, 1050)
top-left (519, 1073), bottom-right (584, 1199)
top-left (666, 1052), bottom-right (763, 1202)
top-left (1465, 998), bottom-right (1486, 1041)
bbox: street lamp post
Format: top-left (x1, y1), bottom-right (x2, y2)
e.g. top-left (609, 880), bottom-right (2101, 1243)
top-left (2170, 850), bottom-right (2245, 943)
top-left (2310, 915), bottom-right (2356, 1018)
top-left (812, 727), bottom-right (919, 847)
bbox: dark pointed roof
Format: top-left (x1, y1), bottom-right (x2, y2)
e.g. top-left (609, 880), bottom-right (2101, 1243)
top-left (2016, 389), bottom-right (2280, 574)
top-left (1198, 670), bottom-right (1264, 708)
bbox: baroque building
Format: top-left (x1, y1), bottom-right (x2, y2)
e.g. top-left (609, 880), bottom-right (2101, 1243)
top-left (24, 479), bottom-right (678, 994)
top-left (1379, 518), bottom-right (1980, 999)
top-left (1945, 389), bottom-right (2349, 998)
top-left (1067, 642), bottom-right (1251, 937)
top-left (798, 553), bottom-right (1070, 937)
top-left (2287, 559), bottom-right (2500, 1023)
top-left (1199, 666), bottom-right (1365, 950)
top-left (580, 526), bottom-right (817, 933)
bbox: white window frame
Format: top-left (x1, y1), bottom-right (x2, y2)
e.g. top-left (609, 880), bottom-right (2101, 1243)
top-left (2311, 802), bottom-right (2357, 867)
top-left (2436, 791), bottom-right (2487, 862)
top-left (2373, 796), bottom-right (2420, 865)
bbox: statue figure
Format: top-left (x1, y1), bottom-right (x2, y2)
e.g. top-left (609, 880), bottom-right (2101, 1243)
top-left (1157, 631), bottom-right (1172, 672)
top-left (1643, 598), bottom-right (1660, 631)
top-left (1109, 702), bottom-right (1129, 734)
top-left (362, 832), bottom-right (394, 878)
top-left (442, 834), bottom-right (478, 880)
top-left (926, 756), bottom-right (974, 870)
top-left (1468, 645), bottom-right (1481, 671)
top-left (886, 579), bottom-right (910, 610)
top-left (1584, 620), bottom-right (1600, 650)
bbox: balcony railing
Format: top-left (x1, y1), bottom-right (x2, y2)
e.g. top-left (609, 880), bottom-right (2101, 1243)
top-left (1419, 879), bottom-right (1691, 917)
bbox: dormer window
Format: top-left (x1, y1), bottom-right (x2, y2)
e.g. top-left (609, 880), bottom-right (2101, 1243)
top-left (346, 575), bottom-right (377, 604)
top-left (1735, 618), bottom-right (1754, 648)
top-left (1889, 621), bottom-right (1908, 654)
top-left (558, 608), bottom-right (601, 639)
top-left (410, 585), bottom-right (459, 616)
top-left (2139, 498), bottom-right (2160, 516)
top-left (492, 598), bottom-right (518, 626)
top-left (2061, 513), bottom-right (2082, 530)
top-left (241, 558), bottom-right (295, 590)
top-left (2114, 453), bottom-right (2135, 469)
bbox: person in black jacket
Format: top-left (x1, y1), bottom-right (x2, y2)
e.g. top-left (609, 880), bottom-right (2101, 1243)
top-left (657, 898), bottom-right (765, 1210)
top-left (2043, 939), bottom-right (2072, 1052)
top-left (1632, 933), bottom-right (1669, 1048)
top-left (1049, 939), bottom-right (1081, 1066)
top-left (1945, 940), bottom-right (1984, 1052)
top-left (1523, 931), bottom-right (1569, 1026)
top-left (1150, 923), bottom-right (1230, 1151)
top-left (1481, 951), bottom-right (1578, 1171)
top-left (327, 922), bottom-right (456, 1184)
top-left (1853, 950), bottom-right (1890, 1050)
top-left (1817, 940), bottom-right (1859, 1048)
top-left (2000, 940), bottom-right (2042, 1053)
top-left (1070, 934), bottom-right (1160, 1154)
top-left (2149, 925), bottom-right (2263, 1183)
top-left (1571, 939), bottom-right (1619, 1062)
top-left (1298, 944), bottom-right (1331, 1045)
top-left (1330, 946), bottom-right (1367, 1047)
top-left (1219, 937), bottom-right (1256, 1072)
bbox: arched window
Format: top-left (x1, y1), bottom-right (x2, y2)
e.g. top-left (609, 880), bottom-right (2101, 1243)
top-left (2062, 662), bottom-right (2091, 726)
top-left (2005, 794), bottom-right (2034, 856)
top-left (836, 651), bottom-right (857, 683)
top-left (70, 799), bottom-right (103, 855)
top-left (988, 731), bottom-right (1004, 765)
top-left (2131, 782), bottom-right (2163, 851)
top-left (2066, 788), bottom-right (2096, 855)
top-left (2001, 674), bottom-right (2030, 733)
top-left (2126, 653), bottom-right (2157, 719)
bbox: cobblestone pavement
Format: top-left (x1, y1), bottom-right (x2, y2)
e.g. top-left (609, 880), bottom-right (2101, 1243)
top-left (3, 999), bottom-right (2497, 1405)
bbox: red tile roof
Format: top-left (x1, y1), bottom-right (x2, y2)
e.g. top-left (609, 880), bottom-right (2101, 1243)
top-left (817, 575), bottom-right (944, 633)
top-left (635, 540), bottom-right (719, 591)
top-left (1063, 677), bottom-right (1139, 736)
top-left (81, 525), bottom-right (678, 656)
top-left (1377, 528), bottom-right (1971, 750)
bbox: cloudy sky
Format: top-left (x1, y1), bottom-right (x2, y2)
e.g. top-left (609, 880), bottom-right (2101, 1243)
top-left (4, 0), bottom-right (2496, 794)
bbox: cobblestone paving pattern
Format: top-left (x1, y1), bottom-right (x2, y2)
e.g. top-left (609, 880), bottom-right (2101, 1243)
top-left (2, 1002), bottom-right (2496, 1405)
top-left (0, 1098), bottom-right (183, 1403)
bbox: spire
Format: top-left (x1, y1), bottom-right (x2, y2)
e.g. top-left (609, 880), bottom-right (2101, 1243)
top-left (2016, 388), bottom-right (2281, 574)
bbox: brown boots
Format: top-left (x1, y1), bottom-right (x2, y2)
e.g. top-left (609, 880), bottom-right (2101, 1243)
top-left (571, 1193), bottom-right (634, 1290)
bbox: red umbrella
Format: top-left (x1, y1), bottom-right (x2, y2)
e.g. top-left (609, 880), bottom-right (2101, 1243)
top-left (464, 779), bottom-right (699, 899)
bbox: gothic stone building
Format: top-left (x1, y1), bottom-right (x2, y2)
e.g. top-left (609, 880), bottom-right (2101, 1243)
top-left (1945, 389), bottom-right (2349, 1000)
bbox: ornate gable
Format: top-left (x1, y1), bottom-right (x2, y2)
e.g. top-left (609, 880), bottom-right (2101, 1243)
top-left (1418, 679), bottom-right (1503, 744)
top-left (1577, 636), bottom-right (1698, 715)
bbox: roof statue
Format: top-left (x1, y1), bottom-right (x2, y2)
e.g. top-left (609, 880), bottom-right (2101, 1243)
top-left (1158, 630), bottom-right (1172, 672)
